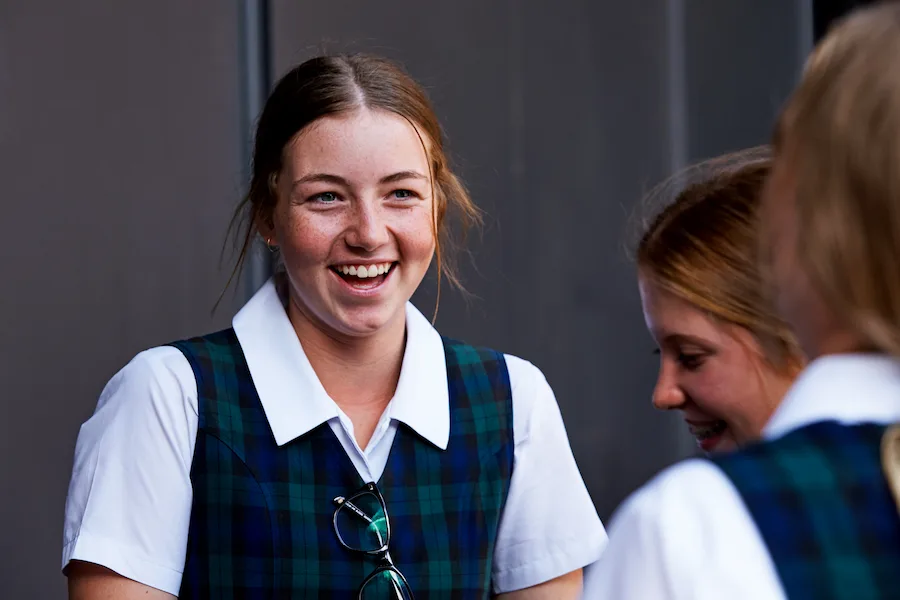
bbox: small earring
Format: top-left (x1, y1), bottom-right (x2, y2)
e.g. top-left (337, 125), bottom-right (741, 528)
top-left (265, 237), bottom-right (277, 252)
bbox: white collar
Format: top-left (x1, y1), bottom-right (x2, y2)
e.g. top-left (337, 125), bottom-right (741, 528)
top-left (232, 278), bottom-right (450, 449)
top-left (764, 353), bottom-right (900, 440)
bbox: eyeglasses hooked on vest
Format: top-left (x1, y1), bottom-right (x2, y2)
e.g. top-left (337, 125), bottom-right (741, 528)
top-left (333, 482), bottom-right (415, 600)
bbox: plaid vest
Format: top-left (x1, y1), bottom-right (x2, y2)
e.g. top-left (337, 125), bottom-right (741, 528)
top-left (714, 421), bottom-right (900, 600)
top-left (170, 329), bottom-right (514, 599)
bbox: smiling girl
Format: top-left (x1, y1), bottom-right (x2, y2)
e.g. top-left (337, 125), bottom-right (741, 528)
top-left (61, 55), bottom-right (605, 599)
top-left (588, 4), bottom-right (900, 598)
top-left (636, 151), bottom-right (803, 453)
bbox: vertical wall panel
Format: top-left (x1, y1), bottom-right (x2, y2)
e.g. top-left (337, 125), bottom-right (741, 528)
top-left (0, 1), bottom-right (240, 596)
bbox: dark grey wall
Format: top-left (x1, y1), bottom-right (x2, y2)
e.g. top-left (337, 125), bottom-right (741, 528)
top-left (1, 2), bottom-right (241, 597)
top-left (1, 1), bottom-right (810, 597)
top-left (684, 1), bottom-right (813, 160)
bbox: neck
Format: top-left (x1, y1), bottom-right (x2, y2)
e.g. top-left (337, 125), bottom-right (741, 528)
top-left (286, 297), bottom-right (406, 422)
top-left (770, 370), bottom-right (798, 409)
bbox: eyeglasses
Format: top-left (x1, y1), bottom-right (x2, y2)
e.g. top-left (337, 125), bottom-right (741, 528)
top-left (332, 482), bottom-right (415, 600)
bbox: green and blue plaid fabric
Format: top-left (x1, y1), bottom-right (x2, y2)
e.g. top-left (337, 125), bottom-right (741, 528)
top-left (170, 329), bottom-right (514, 599)
top-left (714, 421), bottom-right (900, 600)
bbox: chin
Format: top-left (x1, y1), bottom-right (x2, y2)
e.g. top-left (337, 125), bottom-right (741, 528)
top-left (332, 304), bottom-right (405, 337)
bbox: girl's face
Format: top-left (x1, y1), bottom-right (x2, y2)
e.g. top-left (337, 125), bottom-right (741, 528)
top-left (639, 275), bottom-right (794, 453)
top-left (264, 108), bottom-right (436, 341)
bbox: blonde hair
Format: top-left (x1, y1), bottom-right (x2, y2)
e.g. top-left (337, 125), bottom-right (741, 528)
top-left (638, 148), bottom-right (803, 372)
top-left (773, 3), bottom-right (900, 356)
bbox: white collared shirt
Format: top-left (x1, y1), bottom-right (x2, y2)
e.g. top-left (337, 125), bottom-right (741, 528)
top-left (583, 354), bottom-right (900, 599)
top-left (62, 279), bottom-right (606, 596)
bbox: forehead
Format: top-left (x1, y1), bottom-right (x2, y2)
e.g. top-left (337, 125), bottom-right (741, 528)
top-left (283, 108), bottom-right (430, 179)
top-left (639, 276), bottom-right (718, 334)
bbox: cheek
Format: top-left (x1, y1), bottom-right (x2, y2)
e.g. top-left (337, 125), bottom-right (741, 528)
top-left (395, 209), bottom-right (436, 260)
top-left (278, 211), bottom-right (342, 266)
top-left (692, 362), bottom-right (772, 441)
top-left (685, 373), bottom-right (734, 417)
top-left (687, 360), bottom-right (762, 421)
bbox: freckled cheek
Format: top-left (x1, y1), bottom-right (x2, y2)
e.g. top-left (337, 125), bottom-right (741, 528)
top-left (279, 213), bottom-right (344, 266)
top-left (393, 211), bottom-right (436, 261)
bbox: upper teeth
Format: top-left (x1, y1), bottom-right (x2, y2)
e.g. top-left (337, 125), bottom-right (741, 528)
top-left (337, 263), bottom-right (393, 278)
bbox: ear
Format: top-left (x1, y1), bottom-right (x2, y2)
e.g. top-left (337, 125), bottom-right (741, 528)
top-left (254, 206), bottom-right (277, 248)
top-left (259, 171), bottom-right (285, 241)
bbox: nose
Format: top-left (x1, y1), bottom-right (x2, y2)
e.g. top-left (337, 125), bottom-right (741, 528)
top-left (652, 361), bottom-right (686, 411)
top-left (345, 200), bottom-right (390, 252)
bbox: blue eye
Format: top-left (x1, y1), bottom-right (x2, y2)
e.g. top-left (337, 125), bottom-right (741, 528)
top-left (312, 192), bottom-right (338, 203)
top-left (392, 189), bottom-right (414, 199)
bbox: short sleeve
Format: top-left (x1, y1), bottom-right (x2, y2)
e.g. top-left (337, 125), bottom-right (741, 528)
top-left (491, 355), bottom-right (608, 593)
top-left (62, 346), bottom-right (198, 596)
top-left (583, 459), bottom-right (784, 600)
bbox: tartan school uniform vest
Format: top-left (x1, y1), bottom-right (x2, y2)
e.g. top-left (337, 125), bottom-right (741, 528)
top-left (170, 328), bottom-right (515, 599)
top-left (713, 421), bottom-right (900, 600)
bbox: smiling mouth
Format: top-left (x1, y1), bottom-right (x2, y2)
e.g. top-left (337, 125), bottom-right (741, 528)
top-left (688, 420), bottom-right (727, 441)
top-left (686, 420), bottom-right (728, 452)
top-left (330, 262), bottom-right (397, 289)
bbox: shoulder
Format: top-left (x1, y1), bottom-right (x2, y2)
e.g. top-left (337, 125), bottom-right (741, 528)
top-left (503, 353), bottom-right (547, 388)
top-left (503, 353), bottom-right (555, 444)
top-left (450, 347), bottom-right (560, 447)
top-left (437, 341), bottom-right (560, 446)
top-left (100, 346), bottom-right (197, 411)
top-left (588, 458), bottom-right (780, 599)
top-left (616, 458), bottom-right (737, 519)
top-left (129, 344), bottom-right (196, 379)
top-left (79, 344), bottom-right (199, 461)
top-left (439, 341), bottom-right (550, 425)
top-left (612, 457), bottom-right (773, 551)
top-left (604, 458), bottom-right (753, 568)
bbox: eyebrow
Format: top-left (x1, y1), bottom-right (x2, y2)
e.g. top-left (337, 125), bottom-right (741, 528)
top-left (291, 170), bottom-right (428, 189)
top-left (379, 170), bottom-right (428, 184)
top-left (659, 332), bottom-right (714, 349)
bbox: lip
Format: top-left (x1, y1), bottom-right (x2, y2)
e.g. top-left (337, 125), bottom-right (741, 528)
top-left (695, 431), bottom-right (724, 453)
top-left (684, 418), bottom-right (719, 427)
top-left (330, 259), bottom-right (398, 267)
top-left (328, 263), bottom-right (397, 297)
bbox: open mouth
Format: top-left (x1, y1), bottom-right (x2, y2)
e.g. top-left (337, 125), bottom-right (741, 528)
top-left (686, 420), bottom-right (728, 452)
top-left (330, 262), bottom-right (397, 290)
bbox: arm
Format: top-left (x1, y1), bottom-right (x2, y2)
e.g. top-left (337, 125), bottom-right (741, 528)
top-left (68, 562), bottom-right (176, 600)
top-left (496, 568), bottom-right (582, 600)
top-left (62, 348), bottom-right (196, 597)
top-left (492, 357), bottom-right (607, 594)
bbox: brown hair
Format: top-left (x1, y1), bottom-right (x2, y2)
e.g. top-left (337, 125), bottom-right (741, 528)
top-left (637, 149), bottom-right (802, 371)
top-left (772, 3), bottom-right (900, 355)
top-left (224, 54), bottom-right (480, 312)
